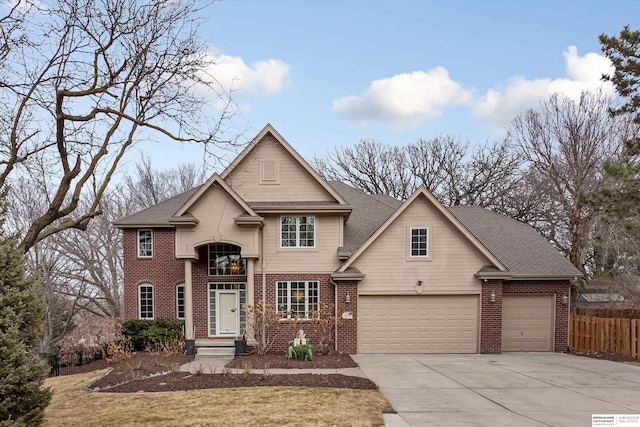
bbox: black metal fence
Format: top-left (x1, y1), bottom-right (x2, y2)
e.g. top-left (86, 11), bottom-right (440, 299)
top-left (39, 352), bottom-right (103, 377)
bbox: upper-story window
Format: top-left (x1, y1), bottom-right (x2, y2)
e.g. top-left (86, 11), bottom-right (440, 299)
top-left (208, 243), bottom-right (246, 276)
top-left (410, 227), bottom-right (429, 257)
top-left (280, 216), bottom-right (315, 248)
top-left (138, 229), bottom-right (153, 258)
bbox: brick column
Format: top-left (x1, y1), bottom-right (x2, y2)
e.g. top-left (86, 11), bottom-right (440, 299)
top-left (336, 282), bottom-right (358, 354)
top-left (480, 280), bottom-right (503, 354)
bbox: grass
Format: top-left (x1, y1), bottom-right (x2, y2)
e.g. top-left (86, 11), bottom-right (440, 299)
top-left (44, 370), bottom-right (390, 426)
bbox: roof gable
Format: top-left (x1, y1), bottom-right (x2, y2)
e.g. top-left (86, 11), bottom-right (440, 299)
top-left (339, 186), bottom-right (505, 272)
top-left (174, 173), bottom-right (258, 219)
top-left (221, 124), bottom-right (348, 205)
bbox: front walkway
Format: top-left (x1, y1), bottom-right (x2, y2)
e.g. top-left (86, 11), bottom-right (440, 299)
top-left (180, 356), bottom-right (367, 377)
top-left (354, 352), bottom-right (640, 427)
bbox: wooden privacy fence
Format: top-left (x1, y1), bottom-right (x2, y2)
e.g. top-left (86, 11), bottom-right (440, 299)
top-left (570, 314), bottom-right (640, 359)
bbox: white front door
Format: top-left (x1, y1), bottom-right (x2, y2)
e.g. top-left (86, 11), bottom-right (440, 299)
top-left (217, 291), bottom-right (239, 336)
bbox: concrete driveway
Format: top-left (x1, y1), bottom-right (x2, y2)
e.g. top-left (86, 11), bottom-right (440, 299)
top-left (353, 353), bottom-right (640, 426)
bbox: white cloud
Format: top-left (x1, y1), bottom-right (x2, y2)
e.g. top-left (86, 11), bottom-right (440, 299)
top-left (332, 67), bottom-right (472, 131)
top-left (204, 54), bottom-right (290, 96)
top-left (472, 46), bottom-right (614, 132)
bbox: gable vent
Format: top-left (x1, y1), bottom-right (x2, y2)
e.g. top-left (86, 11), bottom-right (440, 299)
top-left (260, 160), bottom-right (278, 183)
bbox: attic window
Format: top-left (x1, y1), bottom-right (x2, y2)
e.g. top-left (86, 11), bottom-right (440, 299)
top-left (260, 160), bottom-right (278, 184)
top-left (409, 227), bottom-right (430, 259)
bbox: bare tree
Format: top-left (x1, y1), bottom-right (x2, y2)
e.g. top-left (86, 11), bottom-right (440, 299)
top-left (406, 136), bottom-right (466, 202)
top-left (123, 155), bottom-right (206, 211)
top-left (313, 136), bottom-right (525, 216)
top-left (506, 91), bottom-right (626, 272)
top-left (312, 139), bottom-right (414, 200)
top-left (0, 0), bottom-right (238, 251)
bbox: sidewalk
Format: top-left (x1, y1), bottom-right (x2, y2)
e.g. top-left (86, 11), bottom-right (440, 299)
top-left (179, 356), bottom-right (367, 377)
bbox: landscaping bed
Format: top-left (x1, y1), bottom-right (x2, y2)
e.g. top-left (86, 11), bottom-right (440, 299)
top-left (61, 351), bottom-right (374, 392)
top-left (225, 351), bottom-right (358, 369)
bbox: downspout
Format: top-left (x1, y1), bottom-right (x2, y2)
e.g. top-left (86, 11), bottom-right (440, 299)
top-left (262, 225), bottom-right (266, 348)
top-left (331, 278), bottom-right (339, 352)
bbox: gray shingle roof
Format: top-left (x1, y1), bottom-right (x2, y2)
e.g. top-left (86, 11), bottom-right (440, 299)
top-left (113, 187), bottom-right (199, 226)
top-left (327, 181), bottom-right (398, 253)
top-left (113, 178), bottom-right (580, 278)
top-left (447, 205), bottom-right (582, 277)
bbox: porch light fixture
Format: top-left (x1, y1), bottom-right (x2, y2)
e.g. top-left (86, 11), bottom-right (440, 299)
top-left (345, 293), bottom-right (351, 304)
top-left (490, 291), bottom-right (496, 303)
top-left (416, 280), bottom-right (423, 286)
top-left (562, 294), bottom-right (568, 305)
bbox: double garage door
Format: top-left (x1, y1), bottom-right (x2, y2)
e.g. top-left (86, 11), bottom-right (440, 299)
top-left (358, 295), bottom-right (479, 353)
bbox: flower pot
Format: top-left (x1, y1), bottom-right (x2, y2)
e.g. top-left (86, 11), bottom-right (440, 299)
top-left (185, 339), bottom-right (195, 356)
top-left (234, 339), bottom-right (246, 356)
top-left (297, 352), bottom-right (305, 360)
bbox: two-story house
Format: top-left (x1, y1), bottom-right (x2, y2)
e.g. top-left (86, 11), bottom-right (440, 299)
top-left (114, 124), bottom-right (581, 355)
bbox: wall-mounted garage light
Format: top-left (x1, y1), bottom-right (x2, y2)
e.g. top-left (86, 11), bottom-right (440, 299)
top-left (490, 291), bottom-right (496, 303)
top-left (415, 280), bottom-right (424, 294)
top-left (562, 294), bottom-right (568, 305)
top-left (416, 280), bottom-right (423, 286)
top-left (345, 293), bottom-right (351, 304)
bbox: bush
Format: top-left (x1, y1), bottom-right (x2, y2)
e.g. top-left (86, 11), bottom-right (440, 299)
top-left (122, 319), bottom-right (184, 353)
top-left (58, 316), bottom-right (129, 361)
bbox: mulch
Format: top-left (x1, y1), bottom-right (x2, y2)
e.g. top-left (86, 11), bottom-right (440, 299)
top-left (62, 351), bottom-right (376, 392)
top-left (225, 351), bottom-right (358, 369)
top-left (100, 373), bottom-right (377, 393)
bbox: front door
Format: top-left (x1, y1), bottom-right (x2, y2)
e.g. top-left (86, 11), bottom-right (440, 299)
top-left (217, 291), bottom-right (239, 336)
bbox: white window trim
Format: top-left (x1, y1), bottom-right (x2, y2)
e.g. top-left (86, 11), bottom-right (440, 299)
top-left (137, 229), bottom-right (153, 258)
top-left (176, 284), bottom-right (185, 320)
top-left (279, 215), bottom-right (316, 248)
top-left (408, 226), bottom-right (431, 260)
top-left (138, 284), bottom-right (154, 320)
top-left (276, 280), bottom-right (320, 320)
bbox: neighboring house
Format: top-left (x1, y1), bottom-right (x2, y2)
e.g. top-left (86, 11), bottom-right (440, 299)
top-left (577, 293), bottom-right (626, 308)
top-left (114, 124), bottom-right (582, 354)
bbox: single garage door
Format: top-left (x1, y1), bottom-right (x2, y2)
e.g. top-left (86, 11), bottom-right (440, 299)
top-left (502, 295), bottom-right (554, 352)
top-left (358, 295), bottom-right (479, 353)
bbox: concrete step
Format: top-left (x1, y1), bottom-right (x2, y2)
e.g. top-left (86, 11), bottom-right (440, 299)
top-left (196, 346), bottom-right (235, 357)
top-left (194, 339), bottom-right (234, 347)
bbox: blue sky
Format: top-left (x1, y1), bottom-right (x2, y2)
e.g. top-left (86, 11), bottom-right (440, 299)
top-left (139, 0), bottom-right (640, 171)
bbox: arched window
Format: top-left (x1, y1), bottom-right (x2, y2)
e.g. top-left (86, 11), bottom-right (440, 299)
top-left (138, 284), bottom-right (154, 319)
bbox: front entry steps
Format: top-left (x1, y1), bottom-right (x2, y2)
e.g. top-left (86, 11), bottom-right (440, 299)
top-left (194, 339), bottom-right (235, 358)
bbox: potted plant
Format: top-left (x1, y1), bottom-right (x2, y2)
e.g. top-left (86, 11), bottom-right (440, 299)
top-left (288, 342), bottom-right (313, 361)
top-left (234, 330), bottom-right (246, 356)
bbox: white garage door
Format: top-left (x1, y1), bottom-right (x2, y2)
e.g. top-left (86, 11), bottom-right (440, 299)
top-left (502, 295), bottom-right (554, 352)
top-left (358, 295), bottom-right (479, 353)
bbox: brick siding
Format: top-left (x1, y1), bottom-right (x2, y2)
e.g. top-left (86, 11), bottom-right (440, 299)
top-left (503, 280), bottom-right (571, 353)
top-left (479, 279), bottom-right (571, 354)
top-left (123, 229), bottom-right (184, 320)
top-left (253, 274), bottom-right (355, 354)
top-left (480, 280), bottom-right (503, 354)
